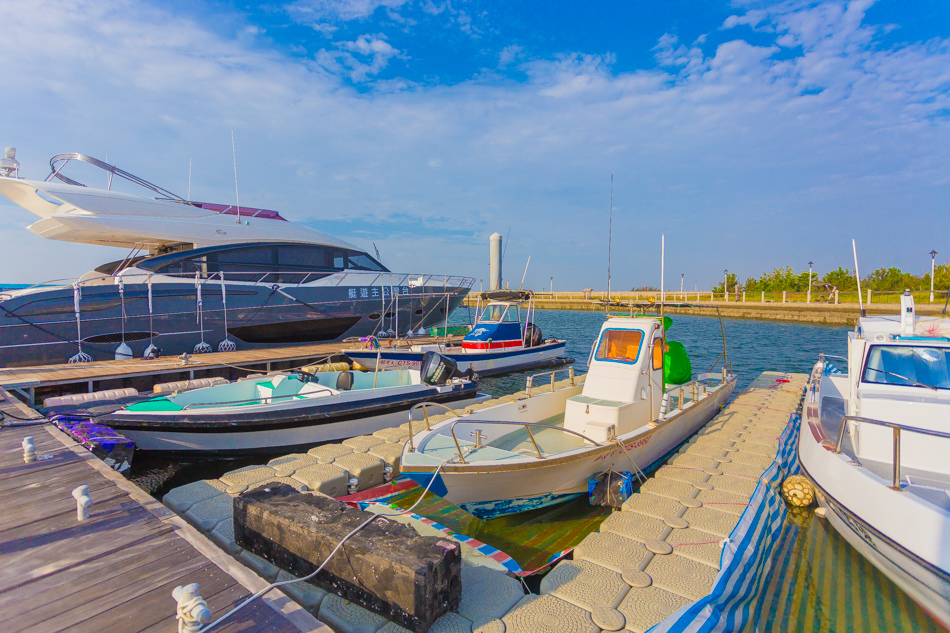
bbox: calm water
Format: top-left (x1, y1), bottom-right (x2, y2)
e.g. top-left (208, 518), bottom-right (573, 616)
top-left (130, 308), bottom-right (944, 631)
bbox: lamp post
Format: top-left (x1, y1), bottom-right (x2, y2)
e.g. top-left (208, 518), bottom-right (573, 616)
top-left (550, 276), bottom-right (554, 296)
top-left (930, 250), bottom-right (938, 303)
top-left (808, 261), bottom-right (813, 303)
top-left (723, 270), bottom-right (728, 302)
top-left (680, 274), bottom-right (684, 298)
top-left (479, 279), bottom-right (483, 293)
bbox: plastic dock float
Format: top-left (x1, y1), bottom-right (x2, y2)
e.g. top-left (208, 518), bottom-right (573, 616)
top-left (0, 387), bottom-right (328, 633)
top-left (161, 372), bottom-right (808, 633)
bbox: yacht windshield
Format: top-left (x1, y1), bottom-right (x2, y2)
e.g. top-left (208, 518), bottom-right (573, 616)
top-left (595, 329), bottom-right (644, 364)
top-left (480, 304), bottom-right (518, 323)
top-left (863, 345), bottom-right (950, 389)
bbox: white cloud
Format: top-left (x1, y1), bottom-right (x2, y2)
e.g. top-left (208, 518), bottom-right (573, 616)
top-left (0, 0), bottom-right (948, 289)
top-left (287, 0), bottom-right (411, 33)
top-left (317, 33), bottom-right (401, 81)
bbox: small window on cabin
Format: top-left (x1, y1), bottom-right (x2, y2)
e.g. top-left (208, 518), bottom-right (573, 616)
top-left (652, 339), bottom-right (665, 370)
top-left (595, 329), bottom-right (643, 363)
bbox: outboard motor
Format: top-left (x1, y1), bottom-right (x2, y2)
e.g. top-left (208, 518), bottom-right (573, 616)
top-left (420, 351), bottom-right (458, 386)
top-left (523, 322), bottom-right (543, 348)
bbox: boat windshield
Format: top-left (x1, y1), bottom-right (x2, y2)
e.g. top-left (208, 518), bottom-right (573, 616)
top-left (863, 345), bottom-right (950, 389)
top-left (480, 303), bottom-right (518, 323)
top-left (595, 329), bottom-right (643, 364)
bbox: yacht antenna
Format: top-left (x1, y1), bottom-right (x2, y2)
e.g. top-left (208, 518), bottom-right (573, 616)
top-left (188, 158), bottom-right (192, 201)
top-left (660, 234), bottom-right (665, 341)
top-left (231, 129), bottom-right (241, 224)
top-left (519, 255), bottom-right (531, 290)
top-left (852, 239), bottom-right (865, 318)
top-left (607, 172), bottom-right (613, 304)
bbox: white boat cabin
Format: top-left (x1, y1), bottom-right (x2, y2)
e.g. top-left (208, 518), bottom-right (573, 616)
top-left (563, 316), bottom-right (665, 444)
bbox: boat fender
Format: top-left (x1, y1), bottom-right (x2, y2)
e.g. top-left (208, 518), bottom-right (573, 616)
top-left (588, 471), bottom-right (635, 508)
top-left (780, 475), bottom-right (816, 508)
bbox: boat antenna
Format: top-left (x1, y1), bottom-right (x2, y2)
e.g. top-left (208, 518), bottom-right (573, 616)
top-left (231, 129), bottom-right (241, 224)
top-left (519, 255), bottom-right (531, 290)
top-left (660, 233), bottom-right (665, 341)
top-left (188, 157), bottom-right (192, 201)
top-left (607, 172), bottom-right (613, 307)
top-left (502, 226), bottom-right (512, 262)
top-left (852, 239), bottom-right (865, 318)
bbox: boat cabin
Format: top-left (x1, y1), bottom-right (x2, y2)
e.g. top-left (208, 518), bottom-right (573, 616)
top-left (563, 316), bottom-right (665, 443)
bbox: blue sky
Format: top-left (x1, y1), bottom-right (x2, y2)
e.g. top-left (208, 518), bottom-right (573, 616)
top-left (1, 0), bottom-right (948, 290)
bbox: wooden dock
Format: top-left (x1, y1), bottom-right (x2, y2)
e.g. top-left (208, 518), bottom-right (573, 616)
top-left (0, 391), bottom-right (329, 633)
top-left (0, 336), bottom-right (458, 406)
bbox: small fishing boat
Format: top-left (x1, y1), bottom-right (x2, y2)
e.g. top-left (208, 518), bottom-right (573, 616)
top-left (800, 291), bottom-right (950, 627)
top-left (400, 315), bottom-right (736, 519)
top-left (97, 353), bottom-right (486, 455)
top-left (343, 291), bottom-right (571, 376)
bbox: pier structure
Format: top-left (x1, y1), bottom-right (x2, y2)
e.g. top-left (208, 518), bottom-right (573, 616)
top-left (163, 372), bottom-right (808, 633)
top-left (0, 388), bottom-right (328, 633)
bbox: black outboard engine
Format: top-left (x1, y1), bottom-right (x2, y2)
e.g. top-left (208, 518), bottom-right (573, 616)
top-left (420, 351), bottom-right (458, 386)
top-left (523, 322), bottom-right (543, 348)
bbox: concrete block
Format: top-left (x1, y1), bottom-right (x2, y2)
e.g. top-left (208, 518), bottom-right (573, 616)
top-left (680, 507), bottom-right (737, 538)
top-left (600, 511), bottom-right (671, 544)
top-left (334, 452), bottom-right (386, 490)
top-left (665, 527), bottom-right (723, 569)
top-left (234, 486), bottom-right (461, 633)
top-left (210, 515), bottom-right (242, 555)
top-left (541, 559), bottom-right (629, 610)
top-left (308, 443), bottom-right (355, 463)
top-left (343, 435), bottom-right (386, 453)
top-left (573, 531), bottom-right (652, 574)
top-left (291, 463), bottom-right (350, 497)
top-left (184, 492), bottom-right (232, 532)
top-left (502, 594), bottom-right (598, 633)
top-left (268, 453), bottom-right (318, 477)
top-left (276, 570), bottom-right (329, 611)
top-left (638, 478), bottom-right (698, 501)
top-left (374, 426), bottom-right (410, 444)
top-left (220, 465), bottom-right (278, 494)
top-left (318, 594), bottom-right (389, 633)
top-left (238, 550), bottom-right (281, 582)
top-left (456, 566), bottom-right (524, 625)
top-left (369, 442), bottom-right (405, 473)
top-left (163, 479), bottom-right (228, 514)
top-left (620, 494), bottom-right (686, 520)
top-left (644, 553), bottom-right (718, 601)
top-left (248, 476), bottom-right (314, 494)
top-left (616, 585), bottom-right (691, 633)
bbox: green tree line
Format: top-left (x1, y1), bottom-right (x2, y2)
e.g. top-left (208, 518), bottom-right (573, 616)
top-left (711, 264), bottom-right (950, 294)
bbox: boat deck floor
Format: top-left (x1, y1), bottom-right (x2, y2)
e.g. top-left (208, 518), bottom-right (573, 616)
top-left (418, 414), bottom-right (587, 463)
top-left (0, 389), bottom-right (325, 633)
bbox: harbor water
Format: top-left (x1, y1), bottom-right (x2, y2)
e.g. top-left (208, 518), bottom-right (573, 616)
top-left (131, 308), bottom-right (944, 631)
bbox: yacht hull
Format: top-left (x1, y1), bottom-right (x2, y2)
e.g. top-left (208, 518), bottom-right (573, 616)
top-left (0, 281), bottom-right (469, 367)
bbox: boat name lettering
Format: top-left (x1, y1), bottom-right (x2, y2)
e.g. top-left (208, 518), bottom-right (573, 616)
top-left (360, 288), bottom-right (369, 298)
top-left (381, 286), bottom-right (411, 297)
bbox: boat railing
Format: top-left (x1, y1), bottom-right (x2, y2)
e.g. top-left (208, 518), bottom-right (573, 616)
top-left (446, 419), bottom-right (603, 464)
top-left (406, 401), bottom-right (461, 453)
top-left (834, 415), bottom-right (950, 491)
top-left (525, 366), bottom-right (575, 396)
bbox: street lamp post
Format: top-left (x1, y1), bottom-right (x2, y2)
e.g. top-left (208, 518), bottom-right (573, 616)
top-left (930, 250), bottom-right (938, 303)
top-left (723, 270), bottom-right (728, 302)
top-left (550, 276), bottom-right (554, 297)
top-left (680, 273), bottom-right (684, 299)
top-left (808, 261), bottom-right (813, 303)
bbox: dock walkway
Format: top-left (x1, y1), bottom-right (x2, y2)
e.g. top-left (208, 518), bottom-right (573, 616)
top-left (0, 391), bottom-right (328, 633)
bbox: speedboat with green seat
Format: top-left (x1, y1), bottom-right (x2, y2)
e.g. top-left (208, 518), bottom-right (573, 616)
top-left (400, 315), bottom-right (736, 519)
top-left (100, 352), bottom-right (485, 455)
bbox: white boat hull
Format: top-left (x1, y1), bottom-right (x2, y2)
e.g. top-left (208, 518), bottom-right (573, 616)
top-left (345, 340), bottom-right (568, 376)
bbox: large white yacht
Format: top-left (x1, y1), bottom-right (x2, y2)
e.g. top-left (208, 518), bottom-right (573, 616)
top-left (800, 291), bottom-right (950, 628)
top-left (0, 151), bottom-right (472, 367)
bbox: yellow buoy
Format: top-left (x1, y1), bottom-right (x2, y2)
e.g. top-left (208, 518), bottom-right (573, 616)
top-left (781, 474), bottom-right (816, 507)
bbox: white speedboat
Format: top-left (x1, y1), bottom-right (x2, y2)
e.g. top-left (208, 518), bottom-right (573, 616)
top-left (800, 291), bottom-right (950, 628)
top-left (344, 291), bottom-right (570, 376)
top-left (85, 353), bottom-right (485, 455)
top-left (400, 315), bottom-right (736, 519)
top-left (0, 151), bottom-right (472, 367)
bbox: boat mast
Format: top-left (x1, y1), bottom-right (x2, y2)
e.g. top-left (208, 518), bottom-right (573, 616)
top-left (231, 129), bottom-right (241, 224)
top-left (607, 172), bottom-right (613, 313)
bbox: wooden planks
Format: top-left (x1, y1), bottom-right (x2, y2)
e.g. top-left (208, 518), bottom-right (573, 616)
top-left (0, 394), bottom-right (327, 633)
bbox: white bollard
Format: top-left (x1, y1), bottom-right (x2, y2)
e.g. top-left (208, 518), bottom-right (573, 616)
top-left (347, 477), bottom-right (360, 495)
top-left (173, 583), bottom-right (212, 633)
top-left (22, 436), bottom-right (36, 464)
top-left (72, 485), bottom-right (93, 521)
top-left (383, 466), bottom-right (394, 483)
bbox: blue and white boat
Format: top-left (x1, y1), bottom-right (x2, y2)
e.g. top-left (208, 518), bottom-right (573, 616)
top-left (343, 291), bottom-right (570, 377)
